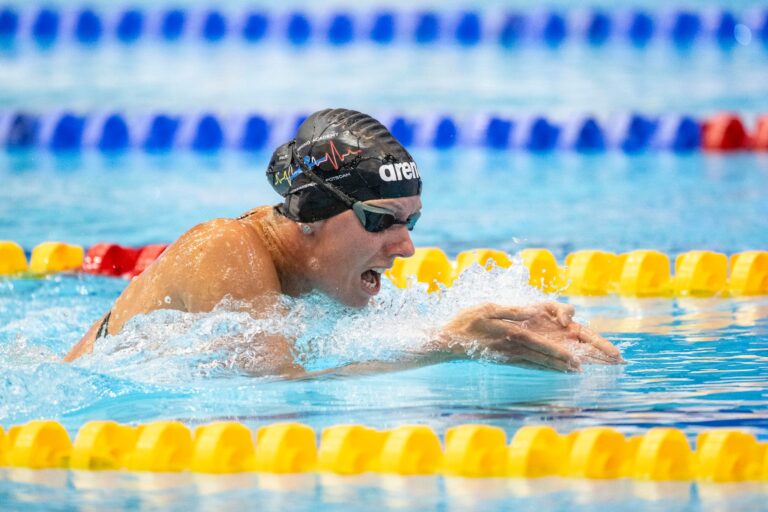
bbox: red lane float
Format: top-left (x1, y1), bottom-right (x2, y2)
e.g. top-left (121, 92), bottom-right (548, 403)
top-left (702, 113), bottom-right (751, 151)
top-left (83, 243), bottom-right (167, 277)
top-left (754, 115), bottom-right (768, 151)
top-left (83, 243), bottom-right (140, 277)
top-left (129, 244), bottom-right (168, 277)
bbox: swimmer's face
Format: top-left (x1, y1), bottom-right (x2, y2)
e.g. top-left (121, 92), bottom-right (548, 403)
top-left (309, 196), bottom-right (421, 307)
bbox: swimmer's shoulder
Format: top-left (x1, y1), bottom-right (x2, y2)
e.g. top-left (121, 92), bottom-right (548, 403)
top-left (168, 212), bottom-right (282, 310)
top-left (176, 214), bottom-right (275, 269)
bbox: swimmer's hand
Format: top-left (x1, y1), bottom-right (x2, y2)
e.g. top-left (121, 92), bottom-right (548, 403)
top-left (436, 301), bottom-right (624, 372)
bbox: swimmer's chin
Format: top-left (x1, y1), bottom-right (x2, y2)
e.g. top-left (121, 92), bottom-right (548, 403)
top-left (327, 272), bottom-right (383, 308)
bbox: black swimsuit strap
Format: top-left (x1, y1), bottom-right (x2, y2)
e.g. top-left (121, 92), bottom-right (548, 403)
top-left (237, 205), bottom-right (283, 221)
top-left (96, 311), bottom-right (111, 339)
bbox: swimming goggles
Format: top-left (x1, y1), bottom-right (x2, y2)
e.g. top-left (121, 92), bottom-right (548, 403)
top-left (292, 147), bottom-right (420, 233)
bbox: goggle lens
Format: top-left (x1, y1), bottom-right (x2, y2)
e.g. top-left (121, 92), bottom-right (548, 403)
top-left (353, 203), bottom-right (420, 233)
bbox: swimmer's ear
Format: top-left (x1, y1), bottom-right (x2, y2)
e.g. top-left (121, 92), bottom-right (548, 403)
top-left (267, 140), bottom-right (296, 197)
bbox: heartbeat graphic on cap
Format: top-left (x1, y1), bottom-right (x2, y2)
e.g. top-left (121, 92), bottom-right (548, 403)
top-left (291, 141), bottom-right (363, 180)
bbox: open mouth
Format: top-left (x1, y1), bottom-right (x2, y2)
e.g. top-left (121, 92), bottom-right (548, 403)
top-left (361, 268), bottom-right (383, 295)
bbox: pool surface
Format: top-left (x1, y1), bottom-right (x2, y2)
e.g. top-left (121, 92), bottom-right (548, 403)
top-left (2, 1), bottom-right (768, 510)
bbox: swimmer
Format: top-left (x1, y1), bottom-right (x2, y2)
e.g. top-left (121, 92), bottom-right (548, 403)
top-left (65, 108), bottom-right (623, 375)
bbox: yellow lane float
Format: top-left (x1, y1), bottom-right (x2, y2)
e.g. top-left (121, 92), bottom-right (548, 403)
top-left (443, 424), bottom-right (507, 477)
top-left (318, 425), bottom-right (385, 475)
top-left (632, 428), bottom-right (694, 480)
top-left (729, 251), bottom-right (768, 296)
top-left (566, 427), bottom-right (627, 479)
top-left (5, 420), bottom-right (72, 469)
top-left (126, 421), bottom-right (193, 472)
top-left (564, 250), bottom-right (618, 296)
top-left (696, 430), bottom-right (761, 482)
top-left (519, 248), bottom-right (563, 292)
top-left (377, 425), bottom-right (443, 475)
top-left (673, 251), bottom-right (729, 297)
top-left (386, 247), bottom-right (454, 292)
top-left (2, 420), bottom-right (768, 482)
top-left (455, 249), bottom-right (511, 274)
top-left (192, 421), bottom-right (256, 474)
top-left (3, 239), bottom-right (767, 297)
top-left (70, 421), bottom-right (137, 470)
top-left (507, 425), bottom-right (570, 477)
top-left (0, 240), bottom-right (27, 275)
top-left (29, 241), bottom-right (84, 274)
top-left (253, 423), bottom-right (317, 473)
top-left (615, 250), bottom-right (671, 297)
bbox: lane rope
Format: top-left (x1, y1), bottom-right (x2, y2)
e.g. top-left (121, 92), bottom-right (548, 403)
top-left (1, 111), bottom-right (767, 152)
top-left (0, 420), bottom-right (765, 480)
top-left (0, 7), bottom-right (766, 49)
top-left (2, 242), bottom-right (766, 297)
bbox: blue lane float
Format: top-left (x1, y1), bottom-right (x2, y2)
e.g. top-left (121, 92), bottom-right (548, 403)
top-left (5, 112), bottom-right (39, 149)
top-left (160, 9), bottom-right (186, 41)
top-left (485, 117), bottom-right (514, 149)
top-left (0, 7), bottom-right (19, 40)
top-left (498, 13), bottom-right (526, 47)
top-left (652, 115), bottom-right (701, 151)
top-left (586, 11), bottom-right (611, 45)
top-left (328, 13), bottom-right (354, 45)
top-left (49, 113), bottom-right (86, 151)
top-left (560, 116), bottom-right (606, 152)
top-left (455, 12), bottom-right (482, 46)
top-left (607, 114), bottom-right (658, 153)
top-left (286, 12), bottom-right (312, 45)
top-left (370, 11), bottom-right (395, 44)
top-left (202, 10), bottom-right (227, 42)
top-left (242, 12), bottom-right (268, 42)
top-left (116, 9), bottom-right (143, 43)
top-left (97, 114), bottom-right (131, 152)
top-left (626, 10), bottom-right (655, 46)
top-left (75, 8), bottom-right (103, 44)
top-left (0, 110), bottom-right (752, 153)
top-left (0, 7), bottom-right (766, 48)
top-left (31, 8), bottom-right (59, 43)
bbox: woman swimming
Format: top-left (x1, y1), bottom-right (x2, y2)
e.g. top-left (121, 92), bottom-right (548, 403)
top-left (65, 109), bottom-right (622, 375)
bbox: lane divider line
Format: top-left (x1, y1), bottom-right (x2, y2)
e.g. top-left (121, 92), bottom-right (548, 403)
top-left (0, 8), bottom-right (765, 49)
top-left (1, 420), bottom-right (766, 481)
top-left (2, 111), bottom-right (767, 152)
top-left (1, 242), bottom-right (766, 297)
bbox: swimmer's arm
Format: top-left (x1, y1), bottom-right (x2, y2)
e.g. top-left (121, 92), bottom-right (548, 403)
top-left (289, 352), bottom-right (458, 380)
top-left (434, 302), bottom-right (623, 372)
top-left (64, 312), bottom-right (109, 361)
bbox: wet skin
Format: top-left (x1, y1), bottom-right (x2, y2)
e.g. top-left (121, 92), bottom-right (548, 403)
top-left (65, 197), bottom-right (623, 375)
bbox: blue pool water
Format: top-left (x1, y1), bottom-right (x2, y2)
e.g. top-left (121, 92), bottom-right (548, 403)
top-left (2, 2), bottom-right (768, 510)
top-left (1, 151), bottom-right (768, 510)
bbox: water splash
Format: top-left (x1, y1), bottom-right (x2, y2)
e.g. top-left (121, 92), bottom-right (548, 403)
top-left (71, 262), bottom-right (552, 383)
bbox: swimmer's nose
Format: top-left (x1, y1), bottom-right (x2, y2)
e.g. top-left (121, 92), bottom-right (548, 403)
top-left (387, 228), bottom-right (415, 259)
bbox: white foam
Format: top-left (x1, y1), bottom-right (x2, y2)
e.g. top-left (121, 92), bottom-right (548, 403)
top-left (72, 261), bottom-right (557, 383)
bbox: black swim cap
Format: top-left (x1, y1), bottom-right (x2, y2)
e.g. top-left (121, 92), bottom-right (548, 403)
top-left (267, 109), bottom-right (422, 222)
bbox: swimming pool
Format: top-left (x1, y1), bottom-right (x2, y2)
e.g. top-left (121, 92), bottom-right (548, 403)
top-left (2, 3), bottom-right (768, 511)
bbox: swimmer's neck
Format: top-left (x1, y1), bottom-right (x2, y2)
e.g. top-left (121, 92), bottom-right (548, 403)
top-left (241, 206), bottom-right (316, 298)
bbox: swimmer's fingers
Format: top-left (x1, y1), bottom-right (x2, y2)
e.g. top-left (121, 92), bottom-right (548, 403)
top-left (572, 323), bottom-right (624, 363)
top-left (510, 345), bottom-right (580, 373)
top-left (492, 320), bottom-right (581, 371)
top-left (484, 304), bottom-right (535, 322)
top-left (553, 302), bottom-right (575, 327)
top-left (489, 302), bottom-right (574, 328)
top-left (518, 347), bottom-right (580, 372)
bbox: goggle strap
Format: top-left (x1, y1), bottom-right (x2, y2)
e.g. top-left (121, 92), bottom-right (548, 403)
top-left (291, 146), bottom-right (356, 209)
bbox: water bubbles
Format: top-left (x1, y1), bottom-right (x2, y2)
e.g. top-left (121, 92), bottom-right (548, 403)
top-left (164, 295), bottom-right (172, 304)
